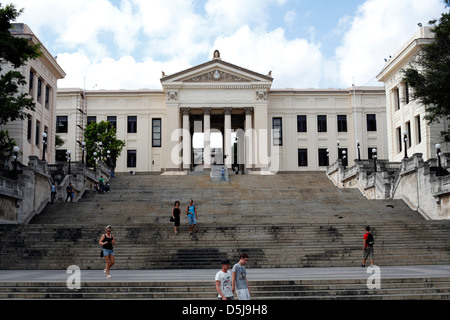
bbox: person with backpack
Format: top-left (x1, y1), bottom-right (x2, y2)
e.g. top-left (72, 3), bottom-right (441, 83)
top-left (362, 226), bottom-right (374, 267)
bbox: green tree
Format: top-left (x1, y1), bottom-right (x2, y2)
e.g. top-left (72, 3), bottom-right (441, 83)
top-left (84, 121), bottom-right (125, 170)
top-left (0, 3), bottom-right (41, 125)
top-left (402, 1), bottom-right (450, 141)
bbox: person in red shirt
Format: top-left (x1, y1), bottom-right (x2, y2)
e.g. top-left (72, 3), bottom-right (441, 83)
top-left (362, 226), bottom-right (374, 267)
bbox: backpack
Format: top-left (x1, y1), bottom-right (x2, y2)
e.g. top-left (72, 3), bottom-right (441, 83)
top-left (367, 233), bottom-right (374, 246)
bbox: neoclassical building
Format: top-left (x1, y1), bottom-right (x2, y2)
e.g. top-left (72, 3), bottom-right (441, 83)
top-left (377, 26), bottom-right (449, 161)
top-left (57, 51), bottom-right (387, 174)
top-left (2, 24), bottom-right (65, 164)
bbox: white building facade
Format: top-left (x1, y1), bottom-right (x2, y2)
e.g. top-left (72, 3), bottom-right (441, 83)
top-left (2, 24), bottom-right (66, 164)
top-left (57, 51), bottom-right (387, 174)
top-left (377, 27), bottom-right (449, 162)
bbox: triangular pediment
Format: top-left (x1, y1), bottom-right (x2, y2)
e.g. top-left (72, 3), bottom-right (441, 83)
top-left (161, 57), bottom-right (273, 86)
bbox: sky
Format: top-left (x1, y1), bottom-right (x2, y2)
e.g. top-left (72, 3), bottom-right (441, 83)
top-left (9, 0), bottom-right (448, 90)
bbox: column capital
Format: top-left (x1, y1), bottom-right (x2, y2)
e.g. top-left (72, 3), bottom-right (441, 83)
top-left (245, 107), bottom-right (254, 115)
top-left (203, 107), bottom-right (211, 115)
top-left (181, 107), bottom-right (190, 115)
top-left (224, 107), bottom-right (232, 115)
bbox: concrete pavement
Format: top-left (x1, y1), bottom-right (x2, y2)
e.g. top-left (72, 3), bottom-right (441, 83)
top-left (0, 265), bottom-right (449, 283)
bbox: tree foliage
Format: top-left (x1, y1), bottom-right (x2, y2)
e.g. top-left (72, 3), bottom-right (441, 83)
top-left (402, 1), bottom-right (450, 141)
top-left (84, 121), bottom-right (125, 169)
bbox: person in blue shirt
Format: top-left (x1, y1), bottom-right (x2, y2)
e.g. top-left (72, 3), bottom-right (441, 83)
top-left (186, 199), bottom-right (198, 234)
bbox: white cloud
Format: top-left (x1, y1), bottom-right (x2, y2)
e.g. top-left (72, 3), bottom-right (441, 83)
top-left (11, 0), bottom-right (449, 90)
top-left (211, 26), bottom-right (324, 89)
top-left (335, 0), bottom-right (446, 87)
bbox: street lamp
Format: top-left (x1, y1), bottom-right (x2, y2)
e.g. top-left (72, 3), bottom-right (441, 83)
top-left (42, 132), bottom-right (48, 161)
top-left (342, 150), bottom-right (347, 169)
top-left (403, 130), bottom-right (408, 159)
top-left (12, 146), bottom-right (20, 173)
top-left (356, 140), bottom-right (361, 161)
top-left (81, 141), bottom-right (86, 164)
top-left (436, 143), bottom-right (443, 176)
top-left (66, 150), bottom-right (72, 174)
top-left (372, 148), bottom-right (377, 172)
top-left (93, 151), bottom-right (98, 171)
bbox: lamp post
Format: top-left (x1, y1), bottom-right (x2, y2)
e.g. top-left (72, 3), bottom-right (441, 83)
top-left (356, 140), bottom-right (361, 161)
top-left (337, 140), bottom-right (340, 160)
top-left (342, 150), bottom-right (347, 169)
top-left (326, 148), bottom-right (329, 166)
top-left (12, 146), bottom-right (20, 173)
top-left (436, 143), bottom-right (443, 176)
top-left (372, 148), bottom-right (377, 172)
top-left (42, 132), bottom-right (47, 161)
top-left (66, 150), bottom-right (72, 174)
top-left (93, 152), bottom-right (98, 171)
top-left (403, 130), bottom-right (408, 159)
top-left (81, 141), bottom-right (86, 164)
top-left (98, 142), bottom-right (103, 161)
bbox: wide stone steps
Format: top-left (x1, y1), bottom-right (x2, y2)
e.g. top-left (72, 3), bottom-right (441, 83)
top-left (1, 221), bottom-right (450, 270)
top-left (1, 278), bottom-right (450, 300)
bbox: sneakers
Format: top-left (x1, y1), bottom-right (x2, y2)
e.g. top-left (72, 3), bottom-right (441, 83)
top-left (106, 274), bottom-right (112, 279)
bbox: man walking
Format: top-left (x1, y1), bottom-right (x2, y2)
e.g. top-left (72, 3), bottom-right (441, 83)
top-left (215, 259), bottom-right (234, 300)
top-left (186, 199), bottom-right (198, 234)
top-left (362, 226), bottom-right (374, 267)
top-left (232, 253), bottom-right (251, 300)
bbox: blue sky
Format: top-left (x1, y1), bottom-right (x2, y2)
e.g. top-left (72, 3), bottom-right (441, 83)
top-left (10, 0), bottom-right (448, 90)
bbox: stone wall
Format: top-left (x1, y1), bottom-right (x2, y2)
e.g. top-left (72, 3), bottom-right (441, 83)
top-left (327, 153), bottom-right (450, 220)
top-left (0, 156), bottom-right (110, 224)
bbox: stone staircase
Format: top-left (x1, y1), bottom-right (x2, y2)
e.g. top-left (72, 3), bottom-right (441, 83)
top-left (1, 278), bottom-right (450, 300)
top-left (1, 172), bottom-right (450, 299)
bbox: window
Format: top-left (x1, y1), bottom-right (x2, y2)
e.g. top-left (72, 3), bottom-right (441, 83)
top-left (318, 149), bottom-right (329, 167)
top-left (127, 150), bottom-right (137, 168)
top-left (317, 115), bottom-right (327, 132)
top-left (297, 115), bottom-right (307, 132)
top-left (27, 116), bottom-right (32, 141)
top-left (45, 86), bottom-right (50, 108)
top-left (272, 117), bottom-right (282, 146)
top-left (367, 114), bottom-right (377, 131)
top-left (152, 118), bottom-right (162, 147)
top-left (107, 116), bottom-right (117, 130)
top-left (35, 120), bottom-right (40, 146)
top-left (128, 116), bottom-right (137, 133)
top-left (56, 116), bottom-right (68, 133)
top-left (406, 121), bottom-right (411, 148)
top-left (393, 87), bottom-right (400, 110)
top-left (87, 116), bottom-right (96, 124)
top-left (37, 78), bottom-right (42, 103)
top-left (298, 149), bottom-right (308, 167)
top-left (29, 70), bottom-right (34, 95)
top-left (397, 127), bottom-right (402, 153)
top-left (416, 115), bottom-right (422, 144)
top-left (337, 115), bottom-right (347, 132)
top-left (55, 150), bottom-right (67, 162)
top-left (404, 82), bottom-right (410, 105)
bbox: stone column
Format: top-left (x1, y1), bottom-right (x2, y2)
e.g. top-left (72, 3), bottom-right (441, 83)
top-left (245, 107), bottom-right (254, 171)
top-left (224, 107), bottom-right (232, 168)
top-left (182, 107), bottom-right (191, 170)
top-left (203, 107), bottom-right (211, 170)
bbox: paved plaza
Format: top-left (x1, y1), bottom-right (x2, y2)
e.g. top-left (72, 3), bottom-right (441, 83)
top-left (1, 265), bottom-right (449, 283)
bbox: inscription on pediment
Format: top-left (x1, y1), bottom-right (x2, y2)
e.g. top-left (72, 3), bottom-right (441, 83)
top-left (184, 70), bottom-right (251, 82)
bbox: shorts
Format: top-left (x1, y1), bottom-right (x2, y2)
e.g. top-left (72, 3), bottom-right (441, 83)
top-left (103, 249), bottom-right (114, 256)
top-left (363, 246), bottom-right (374, 260)
top-left (188, 215), bottom-right (197, 226)
top-left (236, 288), bottom-right (250, 300)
